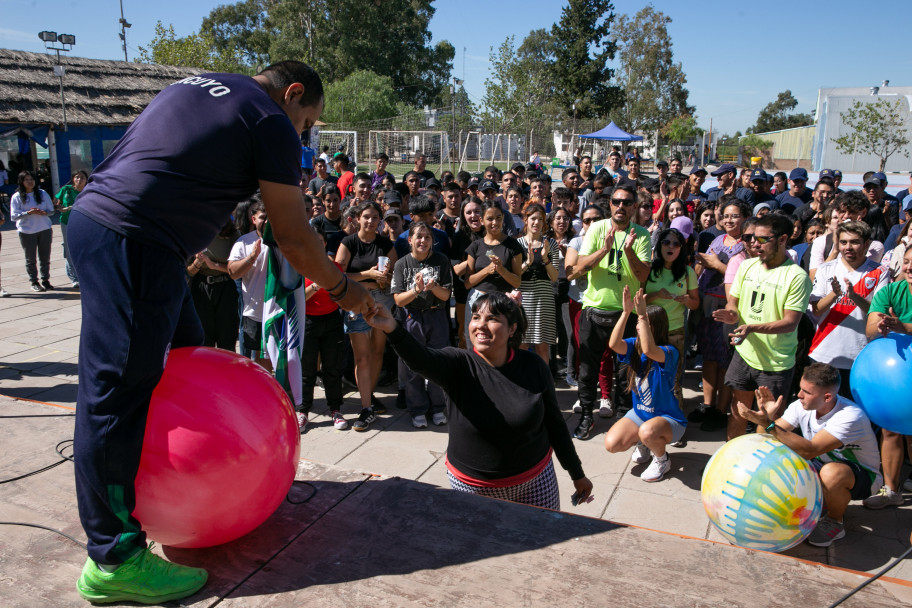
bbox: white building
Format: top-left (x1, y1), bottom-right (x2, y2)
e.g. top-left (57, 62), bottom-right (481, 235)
top-left (813, 83), bottom-right (912, 173)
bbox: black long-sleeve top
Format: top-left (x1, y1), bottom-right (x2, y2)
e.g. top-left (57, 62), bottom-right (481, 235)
top-left (387, 324), bottom-right (585, 481)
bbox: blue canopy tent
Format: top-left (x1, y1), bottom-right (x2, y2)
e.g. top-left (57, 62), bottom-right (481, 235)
top-left (578, 121), bottom-right (643, 142)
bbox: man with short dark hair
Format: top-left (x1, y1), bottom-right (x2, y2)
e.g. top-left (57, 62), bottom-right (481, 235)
top-left (403, 170), bottom-right (422, 199)
top-left (713, 213), bottom-right (812, 439)
top-left (669, 158), bottom-right (683, 175)
top-left (413, 151), bottom-right (435, 184)
top-left (736, 363), bottom-right (881, 547)
top-left (794, 178), bottom-right (835, 225)
top-left (809, 191), bottom-right (884, 280)
top-left (808, 221), bottom-right (889, 396)
top-left (307, 157), bottom-right (337, 195)
top-left (605, 151), bottom-right (627, 180)
top-left (370, 153), bottom-right (390, 190)
top-left (394, 194), bottom-right (450, 257)
top-left (68, 60), bottom-right (371, 604)
top-left (333, 153), bottom-right (354, 197)
top-left (437, 182), bottom-right (462, 237)
top-left (655, 160), bottom-right (669, 183)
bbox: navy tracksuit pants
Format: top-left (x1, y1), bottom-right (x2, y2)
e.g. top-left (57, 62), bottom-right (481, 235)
top-left (69, 210), bottom-right (204, 565)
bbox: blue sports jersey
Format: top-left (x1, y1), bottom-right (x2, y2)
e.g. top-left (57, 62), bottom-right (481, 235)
top-left (618, 338), bottom-right (685, 426)
top-left (76, 73), bottom-right (303, 259)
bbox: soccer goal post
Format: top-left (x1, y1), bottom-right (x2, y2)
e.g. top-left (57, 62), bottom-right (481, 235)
top-left (314, 130), bottom-right (359, 169)
top-left (368, 130), bottom-right (451, 179)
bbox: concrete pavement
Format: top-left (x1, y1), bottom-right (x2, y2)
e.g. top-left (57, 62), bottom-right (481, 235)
top-left (1, 222), bottom-right (911, 606)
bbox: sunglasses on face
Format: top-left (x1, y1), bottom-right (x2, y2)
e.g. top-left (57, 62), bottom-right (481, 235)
top-left (610, 198), bottom-right (635, 207)
top-left (582, 217), bottom-right (599, 224)
top-left (749, 234), bottom-right (778, 244)
top-left (660, 239), bottom-right (682, 248)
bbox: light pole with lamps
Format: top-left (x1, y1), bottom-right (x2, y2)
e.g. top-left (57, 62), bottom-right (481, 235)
top-left (450, 77), bottom-right (463, 162)
top-left (38, 31), bottom-right (75, 132)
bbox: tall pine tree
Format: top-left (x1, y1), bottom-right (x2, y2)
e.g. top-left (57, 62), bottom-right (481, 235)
top-left (549, 0), bottom-right (622, 119)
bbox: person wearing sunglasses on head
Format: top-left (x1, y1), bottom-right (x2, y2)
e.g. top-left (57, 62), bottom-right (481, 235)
top-left (712, 213), bottom-right (812, 440)
top-left (569, 184), bottom-right (651, 440)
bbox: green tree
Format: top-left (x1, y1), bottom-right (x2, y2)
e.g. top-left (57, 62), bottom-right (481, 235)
top-left (549, 0), bottom-right (622, 119)
top-left (481, 31), bottom-right (560, 135)
top-left (663, 115), bottom-right (703, 143)
top-left (831, 98), bottom-right (911, 172)
top-left (750, 90), bottom-right (813, 134)
top-left (320, 70), bottom-right (399, 126)
top-left (136, 22), bottom-right (244, 72)
top-left (200, 0), bottom-right (453, 107)
top-left (437, 84), bottom-right (477, 134)
top-left (612, 5), bottom-right (693, 133)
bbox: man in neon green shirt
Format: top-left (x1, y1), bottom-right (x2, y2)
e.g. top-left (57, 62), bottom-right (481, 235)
top-left (713, 214), bottom-right (811, 440)
top-left (571, 184), bottom-right (651, 439)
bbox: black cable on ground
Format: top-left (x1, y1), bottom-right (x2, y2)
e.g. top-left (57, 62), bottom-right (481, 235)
top-left (0, 522), bottom-right (87, 549)
top-left (828, 543), bottom-right (912, 607)
top-left (0, 439), bottom-right (75, 484)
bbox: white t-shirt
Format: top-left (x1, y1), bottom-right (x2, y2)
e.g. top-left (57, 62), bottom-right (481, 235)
top-left (229, 230), bottom-right (269, 321)
top-left (781, 396), bottom-right (882, 487)
top-left (809, 233), bottom-right (884, 270)
top-left (808, 259), bottom-right (889, 368)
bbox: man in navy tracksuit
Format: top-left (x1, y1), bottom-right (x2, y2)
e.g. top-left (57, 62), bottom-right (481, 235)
top-left (69, 61), bottom-right (372, 604)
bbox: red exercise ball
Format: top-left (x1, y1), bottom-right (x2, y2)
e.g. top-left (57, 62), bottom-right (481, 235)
top-left (133, 346), bottom-right (300, 548)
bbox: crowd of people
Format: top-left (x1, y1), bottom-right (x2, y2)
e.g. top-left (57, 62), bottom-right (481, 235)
top-left (12, 146), bottom-right (912, 554)
top-left (278, 152), bottom-right (906, 550)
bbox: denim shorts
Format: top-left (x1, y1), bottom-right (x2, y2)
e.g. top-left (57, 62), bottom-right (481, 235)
top-left (624, 409), bottom-right (686, 443)
top-left (343, 311), bottom-right (371, 334)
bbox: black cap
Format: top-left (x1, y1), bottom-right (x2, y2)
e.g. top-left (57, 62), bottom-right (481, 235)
top-left (384, 190), bottom-right (403, 205)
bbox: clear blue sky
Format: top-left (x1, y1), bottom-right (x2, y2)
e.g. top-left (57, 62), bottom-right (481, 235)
top-left (5, 0), bottom-right (912, 135)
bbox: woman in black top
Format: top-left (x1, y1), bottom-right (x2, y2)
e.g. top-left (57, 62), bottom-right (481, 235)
top-left (335, 201), bottom-right (397, 431)
top-left (365, 291), bottom-right (593, 509)
top-left (451, 196), bottom-right (485, 348)
top-left (464, 201), bottom-right (523, 343)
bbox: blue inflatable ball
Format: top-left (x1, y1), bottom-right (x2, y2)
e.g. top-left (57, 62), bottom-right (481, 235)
top-left (850, 332), bottom-right (912, 435)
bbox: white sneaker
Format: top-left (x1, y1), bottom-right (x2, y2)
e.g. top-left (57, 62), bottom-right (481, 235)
top-left (432, 412), bottom-right (447, 426)
top-left (411, 414), bottom-right (428, 428)
top-left (296, 411), bottom-right (308, 433)
top-left (572, 400), bottom-right (582, 414)
top-left (0, 288), bottom-right (9, 298)
top-left (631, 442), bottom-right (651, 464)
top-left (641, 455), bottom-right (670, 482)
top-left (598, 398), bottom-right (614, 418)
top-left (331, 410), bottom-right (349, 430)
top-left (863, 485), bottom-right (904, 509)
top-left (71, 281), bottom-right (79, 288)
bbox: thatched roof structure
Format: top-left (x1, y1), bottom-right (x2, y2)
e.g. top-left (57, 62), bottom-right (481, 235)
top-left (0, 48), bottom-right (199, 126)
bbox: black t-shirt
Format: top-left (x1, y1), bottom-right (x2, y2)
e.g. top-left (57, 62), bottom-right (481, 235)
top-left (417, 169), bottom-right (436, 186)
top-left (341, 233), bottom-right (394, 278)
top-left (76, 73), bottom-right (301, 259)
top-left (451, 229), bottom-right (482, 302)
top-left (391, 251), bottom-right (453, 311)
top-left (387, 324), bottom-right (584, 481)
top-left (311, 213), bottom-right (344, 242)
top-left (466, 236), bottom-right (524, 293)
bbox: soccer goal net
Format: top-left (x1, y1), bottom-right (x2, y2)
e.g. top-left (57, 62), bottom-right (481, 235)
top-left (368, 130), bottom-right (452, 179)
top-left (314, 129), bottom-right (359, 169)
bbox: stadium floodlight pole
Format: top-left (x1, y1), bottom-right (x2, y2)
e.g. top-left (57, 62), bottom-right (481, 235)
top-left (118, 0), bottom-right (132, 62)
top-left (39, 31), bottom-right (75, 132)
top-left (451, 77), bottom-right (463, 162)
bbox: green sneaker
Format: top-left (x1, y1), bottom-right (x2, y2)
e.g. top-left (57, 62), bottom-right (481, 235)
top-left (76, 543), bottom-right (207, 604)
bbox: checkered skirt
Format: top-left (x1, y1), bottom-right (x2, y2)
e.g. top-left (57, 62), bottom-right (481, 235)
top-left (446, 459), bottom-right (560, 510)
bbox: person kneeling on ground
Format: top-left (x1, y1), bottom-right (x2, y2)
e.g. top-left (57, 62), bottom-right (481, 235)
top-left (364, 291), bottom-right (593, 509)
top-left (736, 363), bottom-right (882, 547)
top-left (603, 286), bottom-right (687, 483)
